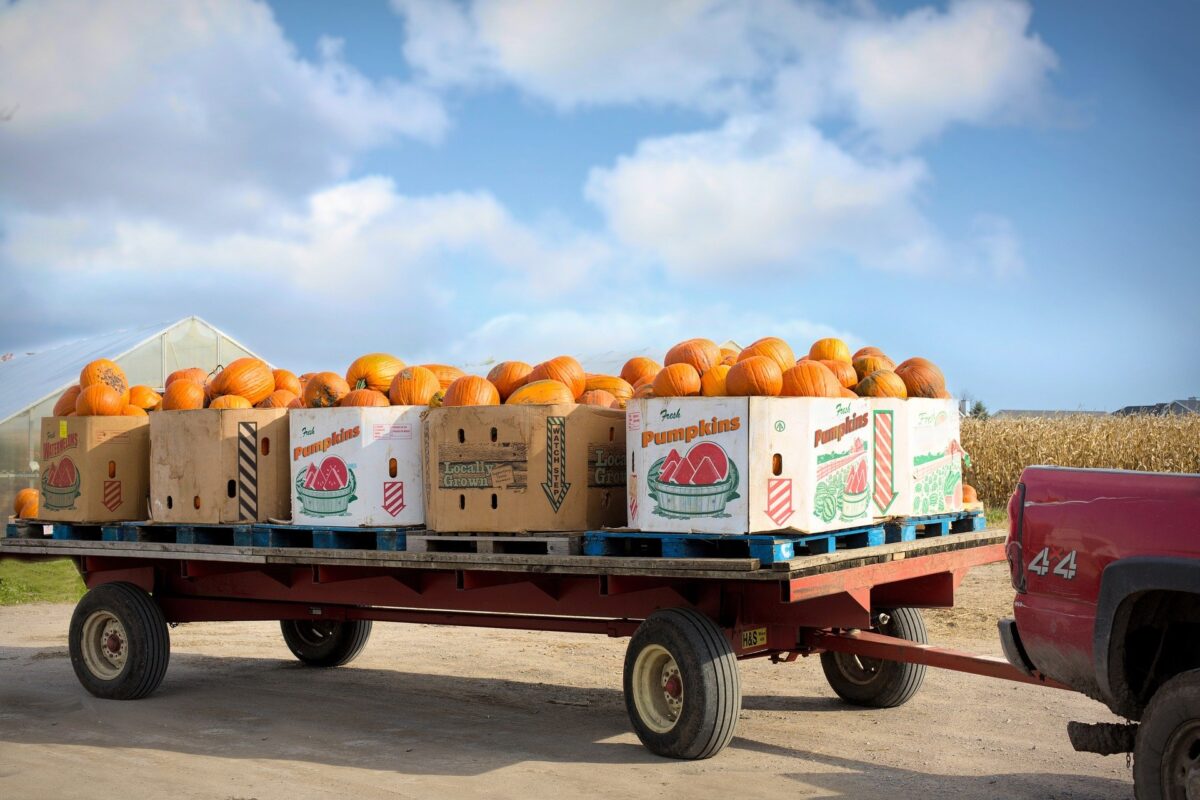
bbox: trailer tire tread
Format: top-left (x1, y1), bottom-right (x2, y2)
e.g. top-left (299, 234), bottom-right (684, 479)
top-left (69, 582), bottom-right (170, 701)
top-left (821, 606), bottom-right (927, 709)
top-left (280, 620), bottom-right (372, 667)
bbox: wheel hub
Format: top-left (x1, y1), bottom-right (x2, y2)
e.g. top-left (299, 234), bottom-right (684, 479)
top-left (80, 611), bottom-right (128, 680)
top-left (632, 644), bottom-right (684, 733)
top-left (1162, 720), bottom-right (1200, 800)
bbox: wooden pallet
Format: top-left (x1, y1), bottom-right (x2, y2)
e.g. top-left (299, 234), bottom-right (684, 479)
top-left (405, 532), bottom-right (583, 556)
top-left (583, 522), bottom-right (888, 564)
top-left (884, 510), bottom-right (986, 543)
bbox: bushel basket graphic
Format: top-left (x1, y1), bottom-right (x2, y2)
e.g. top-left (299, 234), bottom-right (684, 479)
top-left (41, 457), bottom-right (81, 510)
top-left (646, 441), bottom-right (740, 517)
top-left (295, 455), bottom-right (357, 516)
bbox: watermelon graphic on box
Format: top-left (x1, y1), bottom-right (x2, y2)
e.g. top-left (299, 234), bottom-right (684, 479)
top-left (646, 441), bottom-right (740, 518)
top-left (294, 455), bottom-right (357, 516)
top-left (41, 457), bottom-right (81, 511)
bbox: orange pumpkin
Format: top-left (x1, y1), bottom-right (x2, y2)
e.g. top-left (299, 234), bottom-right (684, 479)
top-left (80, 358), bottom-right (129, 405)
top-left (584, 375), bottom-right (634, 407)
top-left (272, 369), bottom-right (302, 396)
top-left (529, 356), bottom-right (587, 399)
top-left (809, 338), bottom-right (851, 364)
top-left (838, 386), bottom-right (859, 399)
top-left (303, 372), bottom-right (350, 408)
top-left (166, 367), bottom-right (207, 387)
top-left (13, 487), bottom-right (37, 516)
top-left (428, 390), bottom-right (446, 408)
top-left (935, 388), bottom-right (953, 400)
top-left (211, 358), bottom-right (274, 405)
top-left (738, 337), bottom-right (795, 373)
top-left (120, 405), bottom-right (148, 416)
top-left (853, 346), bottom-right (887, 360)
top-left (819, 359), bottom-right (858, 389)
top-left (210, 395), bottom-right (252, 410)
top-left (855, 370), bottom-right (908, 398)
top-left (257, 389), bottom-right (298, 409)
top-left (338, 388), bottom-right (391, 408)
top-left (895, 361), bottom-right (946, 398)
top-left (632, 383), bottom-right (656, 400)
top-left (128, 385), bottom-right (162, 411)
top-left (487, 361), bottom-right (533, 402)
top-left (389, 366), bottom-right (441, 406)
top-left (53, 385), bottom-right (82, 417)
top-left (579, 389), bottom-right (618, 408)
top-left (852, 354), bottom-right (896, 382)
top-left (700, 364), bottom-right (731, 397)
top-left (962, 483), bottom-right (979, 504)
top-left (726, 356), bottom-right (783, 396)
top-left (719, 346), bottom-right (740, 363)
top-left (506, 379), bottom-right (576, 405)
top-left (665, 338), bottom-right (721, 376)
top-left (652, 363), bottom-right (702, 397)
top-left (781, 361), bottom-right (842, 398)
top-left (421, 364), bottom-right (466, 391)
top-left (16, 493), bottom-right (38, 519)
top-left (75, 384), bottom-right (124, 416)
top-left (161, 380), bottom-right (206, 410)
top-left (287, 396), bottom-right (304, 409)
top-left (620, 357), bottom-right (661, 388)
top-left (443, 376), bottom-right (501, 407)
top-left (346, 353), bottom-right (405, 393)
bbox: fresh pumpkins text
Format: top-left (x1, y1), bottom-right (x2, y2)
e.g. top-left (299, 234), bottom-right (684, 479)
top-left (641, 416), bottom-right (741, 448)
top-left (293, 426), bottom-right (361, 461)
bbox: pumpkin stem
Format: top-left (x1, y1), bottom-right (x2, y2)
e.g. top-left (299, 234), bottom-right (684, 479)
top-left (355, 378), bottom-right (369, 390)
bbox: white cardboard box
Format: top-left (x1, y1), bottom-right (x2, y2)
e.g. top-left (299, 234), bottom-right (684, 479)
top-left (290, 407), bottom-right (424, 527)
top-left (627, 397), bottom-right (886, 534)
top-left (891, 398), bottom-right (964, 517)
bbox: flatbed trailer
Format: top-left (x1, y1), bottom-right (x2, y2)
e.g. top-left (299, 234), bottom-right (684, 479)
top-left (0, 523), bottom-right (1062, 759)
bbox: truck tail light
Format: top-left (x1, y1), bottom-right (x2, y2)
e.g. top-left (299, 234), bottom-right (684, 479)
top-left (1006, 482), bottom-right (1027, 593)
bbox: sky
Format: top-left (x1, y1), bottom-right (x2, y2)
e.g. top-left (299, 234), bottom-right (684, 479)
top-left (0, 0), bottom-right (1196, 411)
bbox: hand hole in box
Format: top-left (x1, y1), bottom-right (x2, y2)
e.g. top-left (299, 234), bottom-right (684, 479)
top-left (772, 453), bottom-right (782, 476)
top-left (491, 493), bottom-right (497, 509)
top-left (261, 437), bottom-right (270, 456)
top-left (227, 479), bottom-right (236, 498)
top-left (389, 457), bottom-right (398, 478)
top-left (490, 427), bottom-right (497, 442)
top-left (166, 495), bottom-right (173, 509)
top-left (609, 426), bottom-right (615, 442)
top-left (108, 460), bottom-right (116, 479)
top-left (193, 496), bottom-right (201, 510)
top-left (459, 494), bottom-right (466, 510)
top-left (602, 491), bottom-right (610, 508)
top-left (458, 428), bottom-right (465, 443)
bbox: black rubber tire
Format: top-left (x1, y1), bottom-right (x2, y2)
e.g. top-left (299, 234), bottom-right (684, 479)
top-left (623, 608), bottom-right (741, 760)
top-left (1132, 668), bottom-right (1200, 800)
top-left (68, 582), bottom-right (170, 700)
top-left (820, 607), bottom-right (928, 709)
top-left (280, 619), bottom-right (372, 667)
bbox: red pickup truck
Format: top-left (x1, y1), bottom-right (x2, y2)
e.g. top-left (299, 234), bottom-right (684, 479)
top-left (999, 465), bottom-right (1200, 799)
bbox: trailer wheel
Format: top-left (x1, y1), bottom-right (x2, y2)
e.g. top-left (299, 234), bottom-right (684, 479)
top-left (68, 582), bottom-right (170, 700)
top-left (280, 620), bottom-right (372, 667)
top-left (623, 608), bottom-right (740, 759)
top-left (820, 607), bottom-right (927, 709)
top-left (1132, 668), bottom-right (1200, 800)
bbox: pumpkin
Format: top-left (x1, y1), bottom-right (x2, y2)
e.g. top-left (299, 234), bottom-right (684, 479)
top-left (128, 385), bottom-right (162, 411)
top-left (166, 367), bottom-right (207, 387)
top-left (809, 338), bottom-right (851, 364)
top-left (838, 386), bottom-right (859, 399)
top-left (80, 358), bottom-right (129, 405)
top-left (935, 388), bottom-right (953, 400)
top-left (652, 363), bottom-right (702, 397)
top-left (272, 369), bottom-right (302, 396)
top-left (962, 483), bottom-right (979, 504)
top-left (339, 388), bottom-right (391, 408)
top-left (506, 380), bottom-right (575, 405)
top-left (584, 375), bottom-right (634, 407)
top-left (303, 372), bottom-right (350, 408)
top-left (210, 395), bottom-right (252, 410)
top-left (120, 405), bottom-right (148, 416)
top-left (487, 361), bottom-right (533, 402)
top-left (665, 338), bottom-right (721, 376)
top-left (428, 390), bottom-right (446, 408)
top-left (738, 337), bottom-right (795, 373)
top-left (726, 356), bottom-right (783, 396)
top-left (421, 364), bottom-right (466, 391)
top-left (700, 364), bottom-right (731, 397)
top-left (16, 493), bottom-right (37, 519)
top-left (819, 359), bottom-right (858, 389)
top-left (13, 487), bottom-right (37, 516)
top-left (443, 376), bottom-right (501, 407)
top-left (529, 356), bottom-right (587, 399)
top-left (895, 360), bottom-right (946, 398)
top-left (781, 361), bottom-right (842, 398)
top-left (257, 389), bottom-right (298, 409)
top-left (389, 366), bottom-right (441, 406)
top-left (346, 353), bottom-right (405, 393)
top-left (620, 357), bottom-right (661, 388)
top-left (287, 396), bottom-right (304, 409)
top-left (298, 372), bottom-right (316, 388)
top-left (852, 354), bottom-right (896, 382)
top-left (855, 370), bottom-right (908, 398)
top-left (853, 346), bottom-right (887, 360)
top-left (632, 383), bottom-right (655, 399)
top-left (75, 384), bottom-right (124, 416)
top-left (211, 358), bottom-right (274, 405)
top-left (161, 380), bottom-right (206, 410)
top-left (579, 389), bottom-right (618, 408)
top-left (719, 346), bottom-right (740, 363)
top-left (53, 385), bottom-right (82, 417)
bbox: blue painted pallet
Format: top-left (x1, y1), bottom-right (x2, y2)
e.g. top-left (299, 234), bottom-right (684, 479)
top-left (884, 510), bottom-right (986, 544)
top-left (25, 521), bottom-right (416, 552)
top-left (583, 523), bottom-right (888, 564)
top-left (5, 522), bottom-right (50, 539)
top-left (105, 521), bottom-right (251, 546)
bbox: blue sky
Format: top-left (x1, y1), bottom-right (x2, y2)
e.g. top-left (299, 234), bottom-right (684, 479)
top-left (0, 0), bottom-right (1196, 411)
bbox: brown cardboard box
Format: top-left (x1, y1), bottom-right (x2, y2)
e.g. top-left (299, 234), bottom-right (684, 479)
top-left (422, 404), bottom-right (626, 532)
top-left (39, 416), bottom-right (150, 522)
top-left (150, 409), bottom-right (289, 524)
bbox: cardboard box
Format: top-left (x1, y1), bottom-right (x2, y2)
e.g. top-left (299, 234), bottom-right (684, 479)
top-left (422, 404), bottom-right (626, 532)
top-left (891, 398), bottom-right (964, 517)
top-left (290, 407), bottom-right (425, 527)
top-left (39, 416), bottom-right (150, 522)
top-left (627, 396), bottom-right (895, 534)
top-left (150, 409), bottom-right (289, 524)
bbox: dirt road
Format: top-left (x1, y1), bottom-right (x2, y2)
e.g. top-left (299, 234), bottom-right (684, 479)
top-left (0, 563), bottom-right (1132, 799)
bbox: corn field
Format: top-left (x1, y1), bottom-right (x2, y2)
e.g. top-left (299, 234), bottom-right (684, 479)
top-left (961, 415), bottom-right (1200, 509)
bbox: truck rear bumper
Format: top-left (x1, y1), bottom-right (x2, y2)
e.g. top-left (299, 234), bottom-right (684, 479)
top-left (998, 617), bottom-right (1036, 676)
